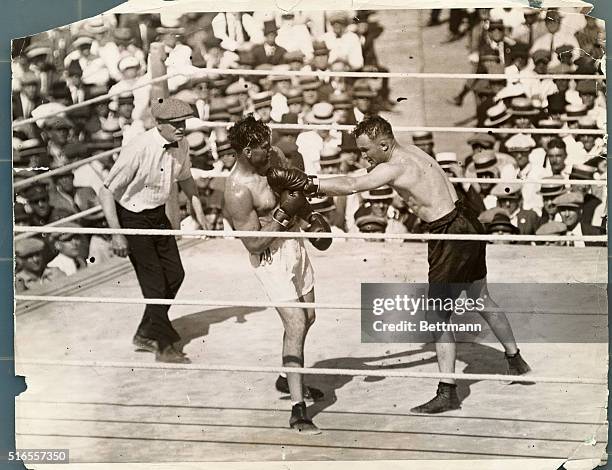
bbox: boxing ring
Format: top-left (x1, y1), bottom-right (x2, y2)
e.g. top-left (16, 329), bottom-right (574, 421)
top-left (12, 27), bottom-right (609, 464)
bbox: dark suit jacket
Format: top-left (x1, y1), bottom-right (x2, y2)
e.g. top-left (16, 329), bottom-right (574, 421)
top-left (12, 92), bottom-right (46, 120)
top-left (581, 221), bottom-right (606, 247)
top-left (516, 209), bottom-right (540, 235)
top-left (360, 21), bottom-right (384, 66)
top-left (251, 44), bottom-right (287, 66)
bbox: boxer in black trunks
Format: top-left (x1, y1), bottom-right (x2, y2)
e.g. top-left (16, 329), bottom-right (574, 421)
top-left (266, 115), bottom-right (531, 414)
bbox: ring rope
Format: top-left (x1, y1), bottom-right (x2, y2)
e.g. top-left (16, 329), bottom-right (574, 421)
top-left (189, 121), bottom-right (607, 135)
top-left (14, 206), bottom-right (103, 242)
top-left (17, 358), bottom-right (606, 385)
top-left (14, 146), bottom-right (121, 190)
top-left (11, 66), bottom-right (605, 129)
top-left (14, 294), bottom-right (605, 316)
top-left (13, 225), bottom-right (608, 243)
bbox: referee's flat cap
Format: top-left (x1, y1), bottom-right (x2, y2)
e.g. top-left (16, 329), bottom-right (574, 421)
top-left (151, 98), bottom-right (194, 122)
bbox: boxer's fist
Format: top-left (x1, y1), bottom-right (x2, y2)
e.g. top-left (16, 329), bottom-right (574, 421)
top-left (304, 212), bottom-right (333, 251)
top-left (279, 190), bottom-right (311, 220)
top-left (267, 167), bottom-right (319, 196)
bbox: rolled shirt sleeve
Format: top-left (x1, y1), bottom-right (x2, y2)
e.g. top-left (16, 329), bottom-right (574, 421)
top-left (103, 144), bottom-right (140, 200)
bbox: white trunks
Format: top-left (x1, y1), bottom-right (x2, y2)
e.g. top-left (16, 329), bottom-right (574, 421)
top-left (249, 227), bottom-right (315, 302)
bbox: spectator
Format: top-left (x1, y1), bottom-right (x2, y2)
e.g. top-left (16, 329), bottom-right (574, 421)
top-left (99, 27), bottom-right (146, 82)
top-left (510, 9), bottom-right (543, 47)
top-left (251, 91), bottom-right (273, 123)
top-left (465, 133), bottom-right (496, 167)
top-left (15, 238), bottom-right (63, 292)
top-left (322, 12), bottom-right (364, 70)
top-left (297, 102), bottom-right (340, 174)
top-left (299, 76), bottom-right (322, 116)
top-left (570, 164), bottom-right (604, 230)
top-left (535, 221), bottom-right (568, 246)
top-left (284, 50), bottom-right (306, 72)
top-left (545, 138), bottom-right (570, 177)
top-left (530, 9), bottom-right (580, 68)
top-left (65, 33), bottom-right (110, 86)
top-left (269, 74), bottom-right (292, 122)
top-left (251, 21), bottom-right (287, 66)
top-left (552, 191), bottom-right (604, 246)
top-left (521, 50), bottom-right (558, 105)
top-left (354, 203), bottom-right (387, 237)
top-left (537, 176), bottom-right (566, 224)
top-left (412, 131), bottom-right (435, 157)
top-left (479, 19), bottom-right (516, 66)
top-left (354, 10), bottom-right (384, 67)
top-left (21, 184), bottom-right (52, 226)
top-left (24, 42), bottom-right (57, 95)
top-left (490, 183), bottom-right (540, 235)
top-left (276, 13), bottom-right (314, 60)
top-left (272, 113), bottom-right (300, 146)
top-left (576, 80), bottom-right (606, 128)
top-left (65, 60), bottom-right (87, 104)
top-left (351, 80), bottom-right (377, 122)
top-left (14, 138), bottom-right (50, 172)
top-left (48, 166), bottom-right (100, 219)
top-left (485, 211), bottom-right (519, 242)
top-left (467, 150), bottom-right (505, 209)
top-left (309, 40), bottom-right (331, 72)
top-left (226, 96), bottom-right (245, 122)
top-left (504, 133), bottom-right (546, 213)
top-left (47, 223), bottom-right (88, 276)
top-left (329, 92), bottom-right (356, 125)
top-left (508, 97), bottom-right (539, 129)
top-left (576, 116), bottom-right (605, 157)
top-left (12, 72), bottom-right (46, 125)
top-left (14, 202), bottom-right (32, 227)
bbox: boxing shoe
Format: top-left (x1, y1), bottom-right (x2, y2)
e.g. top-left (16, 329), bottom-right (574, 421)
top-left (275, 375), bottom-right (324, 401)
top-left (133, 333), bottom-right (160, 353)
top-left (156, 345), bottom-right (191, 364)
top-left (504, 349), bottom-right (533, 384)
top-left (290, 402), bottom-right (321, 435)
top-left (410, 382), bottom-right (461, 414)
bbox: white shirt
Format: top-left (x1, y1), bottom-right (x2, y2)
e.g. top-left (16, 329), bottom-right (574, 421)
top-left (108, 77), bottom-right (151, 121)
top-left (276, 23), bottom-right (314, 60)
top-left (296, 131), bottom-right (323, 174)
top-left (47, 253), bottom-right (79, 276)
top-left (270, 92), bottom-right (289, 123)
top-left (104, 128), bottom-right (192, 212)
top-left (321, 31), bottom-right (364, 70)
top-left (568, 223), bottom-right (585, 247)
top-left (530, 31), bottom-right (580, 68)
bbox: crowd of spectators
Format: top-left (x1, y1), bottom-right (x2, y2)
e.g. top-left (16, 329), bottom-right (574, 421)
top-left (12, 9), bottom-right (395, 291)
top-left (423, 7), bottom-right (606, 246)
top-left (11, 8), bottom-right (607, 292)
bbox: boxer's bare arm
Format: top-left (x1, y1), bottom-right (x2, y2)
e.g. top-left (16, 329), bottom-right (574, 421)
top-left (318, 162), bottom-right (400, 196)
top-left (225, 183), bottom-right (285, 254)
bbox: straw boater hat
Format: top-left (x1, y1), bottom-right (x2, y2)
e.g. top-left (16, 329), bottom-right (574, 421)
top-left (537, 175), bottom-right (566, 198)
top-left (308, 196), bottom-right (336, 213)
top-left (484, 102), bottom-right (512, 126)
top-left (364, 185), bottom-right (394, 201)
top-left (319, 146), bottom-right (343, 166)
top-left (487, 212), bottom-right (519, 234)
top-left (435, 152), bottom-right (458, 172)
top-left (306, 102), bottom-right (334, 124)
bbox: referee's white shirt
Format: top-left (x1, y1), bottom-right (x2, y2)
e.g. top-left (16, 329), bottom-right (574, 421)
top-left (104, 127), bottom-right (192, 212)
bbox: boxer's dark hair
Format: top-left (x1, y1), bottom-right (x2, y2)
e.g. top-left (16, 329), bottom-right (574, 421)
top-left (352, 115), bottom-right (394, 141)
top-left (228, 114), bottom-right (271, 152)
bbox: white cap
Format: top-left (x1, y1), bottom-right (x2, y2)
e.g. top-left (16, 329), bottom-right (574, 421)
top-left (117, 56), bottom-right (140, 72)
top-left (505, 133), bottom-right (536, 151)
top-left (435, 152), bottom-right (457, 164)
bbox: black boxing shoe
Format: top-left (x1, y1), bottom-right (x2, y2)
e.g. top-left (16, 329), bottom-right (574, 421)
top-left (133, 334), bottom-right (160, 354)
top-left (275, 375), bottom-right (324, 401)
top-left (504, 350), bottom-right (534, 384)
top-left (290, 402), bottom-right (321, 435)
top-left (410, 382), bottom-right (461, 414)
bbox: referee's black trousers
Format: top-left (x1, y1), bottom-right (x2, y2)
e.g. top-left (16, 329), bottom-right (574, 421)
top-left (117, 203), bottom-right (185, 347)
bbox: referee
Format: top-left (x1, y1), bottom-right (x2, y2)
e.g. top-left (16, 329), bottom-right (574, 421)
top-left (99, 98), bottom-right (208, 364)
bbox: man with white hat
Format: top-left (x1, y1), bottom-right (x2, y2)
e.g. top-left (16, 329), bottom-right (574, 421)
top-left (503, 133), bottom-right (546, 214)
top-left (321, 11), bottom-right (364, 70)
top-left (64, 33), bottom-right (110, 86)
top-left (108, 55), bottom-right (150, 123)
top-left (296, 102), bottom-right (341, 174)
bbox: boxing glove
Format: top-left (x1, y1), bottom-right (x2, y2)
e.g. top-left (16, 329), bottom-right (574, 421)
top-left (304, 212), bottom-right (333, 251)
top-left (272, 190), bottom-right (311, 230)
top-left (267, 167), bottom-right (320, 197)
